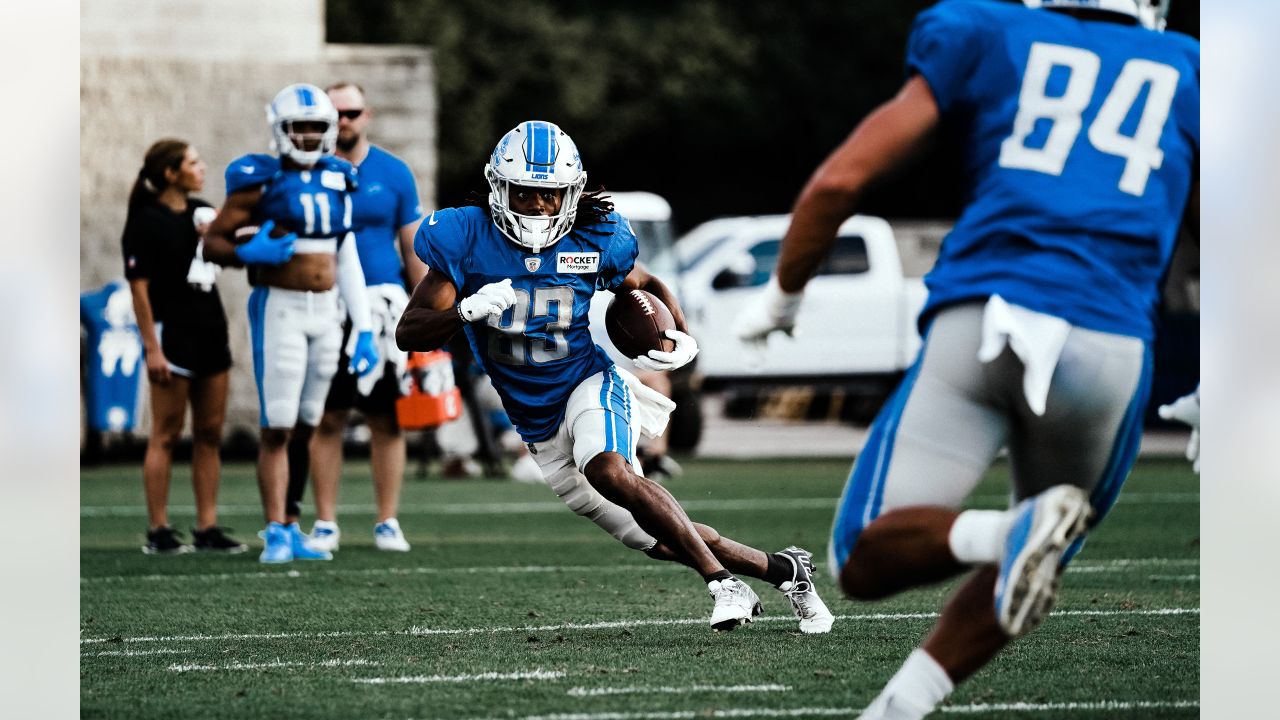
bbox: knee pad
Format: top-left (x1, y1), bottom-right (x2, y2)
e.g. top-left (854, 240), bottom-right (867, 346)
top-left (548, 468), bottom-right (655, 551)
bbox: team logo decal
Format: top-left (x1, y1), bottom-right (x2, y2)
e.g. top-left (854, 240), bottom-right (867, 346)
top-left (524, 257), bottom-right (542, 272)
top-left (556, 252), bottom-right (599, 273)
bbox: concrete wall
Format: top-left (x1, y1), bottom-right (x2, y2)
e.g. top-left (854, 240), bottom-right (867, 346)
top-left (81, 2), bottom-right (436, 438)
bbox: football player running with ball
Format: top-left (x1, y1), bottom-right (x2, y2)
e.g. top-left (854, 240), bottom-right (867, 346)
top-left (397, 120), bottom-right (834, 633)
top-left (736, 1), bottom-right (1197, 717)
top-left (204, 83), bottom-right (381, 564)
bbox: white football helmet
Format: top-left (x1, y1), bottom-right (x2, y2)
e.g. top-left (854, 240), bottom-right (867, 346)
top-left (265, 83), bottom-right (338, 166)
top-left (1023, 0), bottom-right (1169, 31)
top-left (484, 120), bottom-right (588, 253)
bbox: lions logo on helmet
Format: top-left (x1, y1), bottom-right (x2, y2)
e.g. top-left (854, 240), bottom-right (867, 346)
top-left (265, 83), bottom-right (338, 166)
top-left (1022, 0), bottom-right (1170, 30)
top-left (484, 120), bottom-right (588, 254)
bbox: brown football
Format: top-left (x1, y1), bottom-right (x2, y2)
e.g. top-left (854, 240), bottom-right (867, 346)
top-left (606, 289), bottom-right (677, 360)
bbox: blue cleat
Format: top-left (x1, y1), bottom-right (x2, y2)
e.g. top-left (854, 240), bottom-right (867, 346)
top-left (258, 522), bottom-right (292, 564)
top-left (994, 485), bottom-right (1092, 637)
top-left (287, 522), bottom-right (333, 561)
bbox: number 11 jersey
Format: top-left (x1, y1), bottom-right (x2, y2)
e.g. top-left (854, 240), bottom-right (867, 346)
top-left (415, 205), bottom-right (638, 442)
top-left (910, 0), bottom-right (1199, 340)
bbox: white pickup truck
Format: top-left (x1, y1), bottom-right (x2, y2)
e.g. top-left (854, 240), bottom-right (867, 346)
top-left (678, 213), bottom-right (927, 417)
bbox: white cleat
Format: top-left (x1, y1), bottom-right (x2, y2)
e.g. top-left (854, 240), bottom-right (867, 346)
top-left (775, 546), bottom-right (835, 634)
top-left (308, 520), bottom-right (341, 553)
top-left (994, 485), bottom-right (1092, 637)
top-left (708, 577), bottom-right (763, 631)
top-left (374, 518), bottom-right (411, 552)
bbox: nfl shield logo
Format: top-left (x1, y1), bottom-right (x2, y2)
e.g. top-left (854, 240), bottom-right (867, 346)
top-left (524, 257), bottom-right (542, 272)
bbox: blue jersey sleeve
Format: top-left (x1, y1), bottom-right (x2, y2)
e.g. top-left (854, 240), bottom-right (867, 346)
top-left (595, 212), bottom-right (639, 292)
top-left (905, 0), bottom-right (988, 116)
top-left (224, 153), bottom-right (279, 195)
top-left (413, 207), bottom-right (472, 292)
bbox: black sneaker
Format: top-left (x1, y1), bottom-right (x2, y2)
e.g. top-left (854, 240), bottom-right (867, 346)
top-left (142, 527), bottom-right (193, 555)
top-left (192, 526), bottom-right (249, 554)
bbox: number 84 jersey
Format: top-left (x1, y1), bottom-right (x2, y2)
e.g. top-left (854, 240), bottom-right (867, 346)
top-left (415, 205), bottom-right (638, 442)
top-left (910, 0), bottom-right (1198, 341)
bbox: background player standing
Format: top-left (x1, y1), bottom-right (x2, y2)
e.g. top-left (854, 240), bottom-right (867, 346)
top-left (397, 120), bottom-right (835, 633)
top-left (736, 1), bottom-right (1197, 716)
top-left (204, 83), bottom-right (381, 564)
top-left (122, 138), bottom-right (245, 555)
top-left (285, 82), bottom-right (426, 553)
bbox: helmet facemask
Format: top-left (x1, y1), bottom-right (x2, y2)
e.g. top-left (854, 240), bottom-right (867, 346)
top-left (485, 121), bottom-right (588, 254)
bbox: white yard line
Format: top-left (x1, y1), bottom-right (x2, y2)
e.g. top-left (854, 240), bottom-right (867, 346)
top-left (83, 648), bottom-right (191, 657)
top-left (481, 700), bottom-right (1198, 719)
top-left (80, 607), bottom-right (1197, 646)
top-left (78, 492), bottom-right (1199, 518)
top-left (567, 685), bottom-right (790, 697)
top-left (80, 557), bottom-right (1199, 586)
top-left (169, 658), bottom-right (378, 672)
top-left (355, 670), bottom-right (566, 685)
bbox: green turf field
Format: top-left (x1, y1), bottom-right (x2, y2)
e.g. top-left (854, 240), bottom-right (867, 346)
top-left (80, 457), bottom-right (1199, 719)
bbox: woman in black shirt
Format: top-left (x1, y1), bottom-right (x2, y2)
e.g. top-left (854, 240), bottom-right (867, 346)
top-left (122, 138), bottom-right (245, 554)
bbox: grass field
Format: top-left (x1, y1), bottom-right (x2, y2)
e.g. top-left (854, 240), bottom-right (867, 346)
top-left (80, 457), bottom-right (1199, 719)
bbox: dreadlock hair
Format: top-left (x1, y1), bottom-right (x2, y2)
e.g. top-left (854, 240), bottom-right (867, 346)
top-left (465, 186), bottom-right (616, 234)
top-left (128, 138), bottom-right (189, 211)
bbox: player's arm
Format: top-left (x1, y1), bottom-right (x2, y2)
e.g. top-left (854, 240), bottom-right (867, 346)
top-left (777, 74), bottom-right (940, 292)
top-left (615, 262), bottom-right (690, 335)
top-left (398, 218), bottom-right (428, 288)
top-left (396, 269), bottom-right (463, 352)
top-left (126, 279), bottom-right (170, 386)
top-left (203, 188), bottom-right (296, 267)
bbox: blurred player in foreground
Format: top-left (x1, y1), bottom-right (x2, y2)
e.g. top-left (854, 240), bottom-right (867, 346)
top-left (285, 82), bottom-right (426, 553)
top-left (397, 120), bottom-right (834, 633)
top-left (205, 83), bottom-right (380, 564)
top-left (736, 0), bottom-right (1197, 715)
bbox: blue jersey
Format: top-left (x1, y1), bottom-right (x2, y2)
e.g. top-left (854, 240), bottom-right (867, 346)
top-left (224, 153), bottom-right (359, 241)
top-left (909, 0), bottom-right (1199, 340)
top-left (349, 146), bottom-right (424, 286)
top-left (415, 206), bottom-right (638, 442)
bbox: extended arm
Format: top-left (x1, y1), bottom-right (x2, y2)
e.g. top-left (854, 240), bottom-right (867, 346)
top-left (735, 74), bottom-right (941, 342)
top-left (777, 74), bottom-right (941, 292)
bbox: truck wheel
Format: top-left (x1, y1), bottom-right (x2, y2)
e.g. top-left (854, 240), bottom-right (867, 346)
top-left (667, 386), bottom-right (704, 452)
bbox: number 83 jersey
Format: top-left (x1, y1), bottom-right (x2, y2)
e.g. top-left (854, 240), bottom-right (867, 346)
top-left (415, 205), bottom-right (638, 442)
top-left (910, 0), bottom-right (1199, 341)
top-left (224, 153), bottom-right (357, 241)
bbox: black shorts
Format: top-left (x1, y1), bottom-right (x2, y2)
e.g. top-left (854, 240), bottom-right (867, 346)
top-left (323, 323), bottom-right (401, 416)
top-left (157, 320), bottom-right (232, 378)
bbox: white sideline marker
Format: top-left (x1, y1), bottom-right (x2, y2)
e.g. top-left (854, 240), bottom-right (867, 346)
top-left (79, 557), bottom-right (1199, 586)
top-left (355, 669), bottom-right (565, 685)
top-left (567, 685), bottom-right (790, 697)
top-left (80, 607), bottom-right (1198, 646)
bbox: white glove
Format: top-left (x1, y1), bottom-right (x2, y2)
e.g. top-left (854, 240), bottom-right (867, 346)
top-left (733, 276), bottom-right (804, 344)
top-left (1158, 388), bottom-right (1200, 474)
top-left (633, 329), bottom-right (699, 372)
top-left (458, 278), bottom-right (516, 322)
